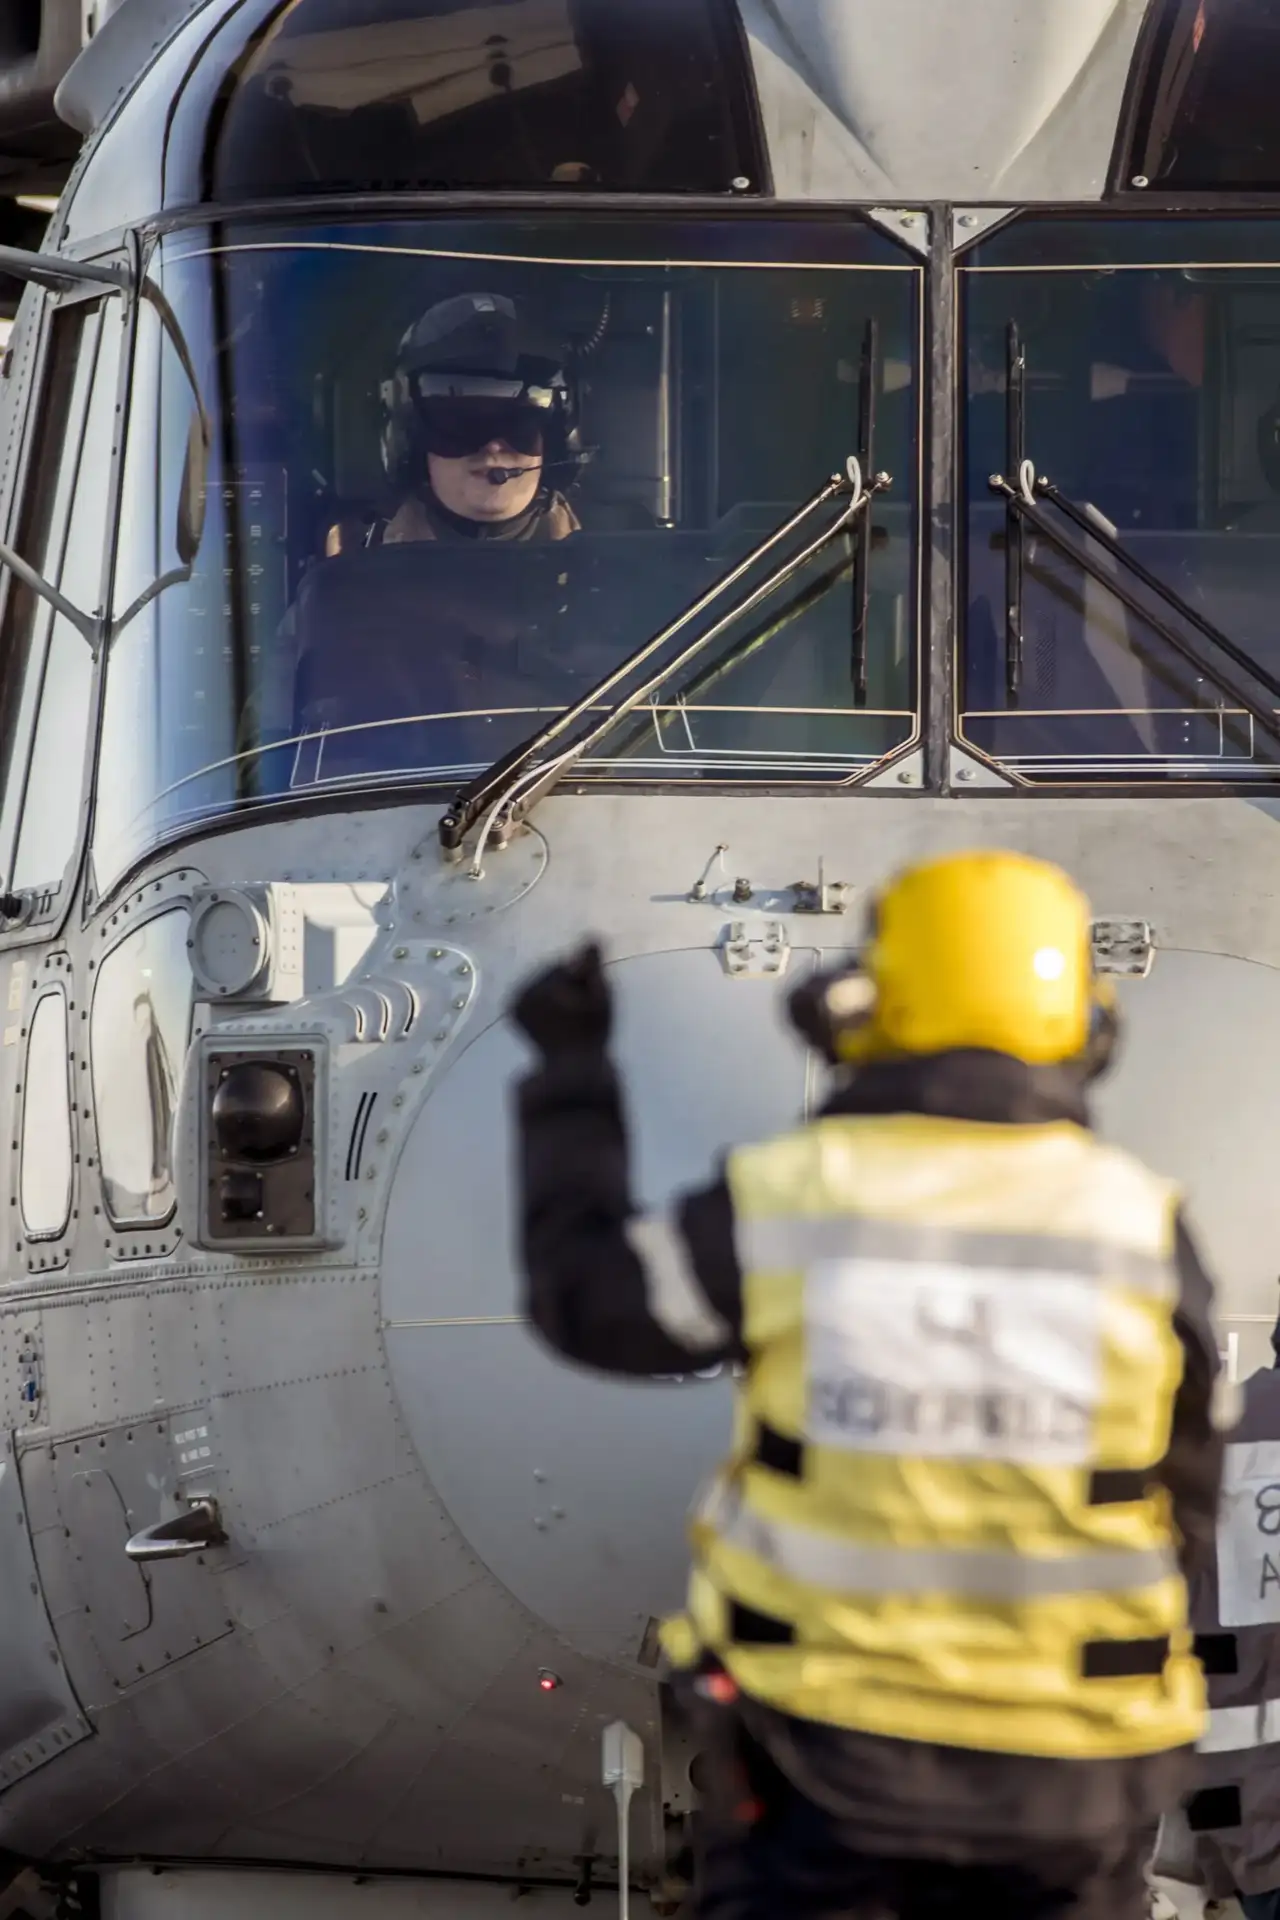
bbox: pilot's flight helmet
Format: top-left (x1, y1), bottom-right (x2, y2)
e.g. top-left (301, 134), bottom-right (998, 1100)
top-left (381, 291), bottom-right (583, 491)
top-left (788, 848), bottom-right (1118, 1078)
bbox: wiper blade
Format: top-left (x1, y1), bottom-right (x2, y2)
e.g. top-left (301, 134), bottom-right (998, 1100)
top-left (989, 465), bottom-right (1280, 760)
top-left (1003, 322), bottom-right (1027, 703)
top-left (851, 317), bottom-right (879, 706)
top-left (438, 461), bottom-right (886, 855)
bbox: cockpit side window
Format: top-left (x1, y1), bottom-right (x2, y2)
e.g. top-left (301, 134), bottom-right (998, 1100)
top-left (0, 297), bottom-right (123, 899)
top-left (206, 0), bottom-right (764, 201)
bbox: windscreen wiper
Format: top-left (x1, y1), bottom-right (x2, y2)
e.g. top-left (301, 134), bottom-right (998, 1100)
top-left (438, 460), bottom-right (889, 856)
top-left (851, 317), bottom-right (880, 706)
top-left (989, 464), bottom-right (1280, 758)
top-left (608, 544), bottom-right (859, 764)
top-left (991, 319), bottom-right (1280, 757)
top-left (1003, 322), bottom-right (1027, 702)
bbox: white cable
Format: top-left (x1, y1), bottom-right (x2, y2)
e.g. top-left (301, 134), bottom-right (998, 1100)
top-left (467, 739), bottom-right (582, 878)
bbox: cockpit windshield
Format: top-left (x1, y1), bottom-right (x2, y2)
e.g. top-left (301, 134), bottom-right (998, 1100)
top-left (92, 216), bottom-right (920, 886)
top-left (963, 218), bottom-right (1280, 781)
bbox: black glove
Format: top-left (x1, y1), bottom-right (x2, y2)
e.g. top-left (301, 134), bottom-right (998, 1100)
top-left (510, 941), bottom-right (612, 1057)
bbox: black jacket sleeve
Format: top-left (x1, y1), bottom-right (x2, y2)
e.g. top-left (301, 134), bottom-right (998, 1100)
top-left (1158, 1211), bottom-right (1225, 1582)
top-left (514, 1047), bottom-right (745, 1377)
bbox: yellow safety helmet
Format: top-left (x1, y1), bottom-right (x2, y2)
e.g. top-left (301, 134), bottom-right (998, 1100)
top-left (790, 849), bottom-right (1118, 1073)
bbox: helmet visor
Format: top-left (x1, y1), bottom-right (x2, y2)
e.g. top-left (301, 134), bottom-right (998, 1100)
top-left (419, 398), bottom-right (547, 460)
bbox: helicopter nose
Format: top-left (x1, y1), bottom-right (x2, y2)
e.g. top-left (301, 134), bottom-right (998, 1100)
top-left (379, 946), bottom-right (809, 1655)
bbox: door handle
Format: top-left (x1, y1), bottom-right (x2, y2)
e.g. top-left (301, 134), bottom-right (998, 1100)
top-left (125, 1497), bottom-right (226, 1562)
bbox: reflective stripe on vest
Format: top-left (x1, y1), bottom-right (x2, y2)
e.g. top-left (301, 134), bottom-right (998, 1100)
top-left (680, 1114), bottom-right (1201, 1762)
top-left (736, 1214), bottom-right (1175, 1299)
top-left (1198, 1700), bottom-right (1280, 1753)
top-left (697, 1477), bottom-right (1179, 1600)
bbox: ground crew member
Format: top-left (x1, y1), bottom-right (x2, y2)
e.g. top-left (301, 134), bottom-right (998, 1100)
top-left (1172, 1320), bottom-right (1280, 1919)
top-left (508, 848), bottom-right (1226, 1920)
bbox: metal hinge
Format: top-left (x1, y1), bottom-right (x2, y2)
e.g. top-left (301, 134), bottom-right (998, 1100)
top-left (791, 858), bottom-right (851, 914)
top-left (720, 920), bottom-right (790, 978)
top-left (1091, 919), bottom-right (1154, 977)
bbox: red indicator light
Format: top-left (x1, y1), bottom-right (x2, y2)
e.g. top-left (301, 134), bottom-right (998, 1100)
top-left (538, 1669), bottom-right (562, 1692)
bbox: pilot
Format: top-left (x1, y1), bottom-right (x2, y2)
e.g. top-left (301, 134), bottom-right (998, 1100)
top-left (1152, 1306), bottom-right (1280, 1920)
top-left (374, 291), bottom-right (583, 545)
top-left (507, 848), bottom-right (1226, 1920)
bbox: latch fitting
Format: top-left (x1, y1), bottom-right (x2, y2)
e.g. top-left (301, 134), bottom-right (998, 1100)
top-left (721, 920), bottom-right (790, 978)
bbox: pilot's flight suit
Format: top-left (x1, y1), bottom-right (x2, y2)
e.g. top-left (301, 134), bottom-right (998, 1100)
top-left (509, 934), bottom-right (1224, 1920)
top-left (1174, 1350), bottom-right (1280, 1919)
top-left (377, 486), bottom-right (580, 544)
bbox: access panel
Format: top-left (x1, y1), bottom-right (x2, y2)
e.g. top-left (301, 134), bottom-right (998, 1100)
top-left (0, 1430), bottom-right (91, 1793)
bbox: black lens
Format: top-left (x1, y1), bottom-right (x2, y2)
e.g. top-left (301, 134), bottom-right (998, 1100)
top-left (420, 401), bottom-right (545, 459)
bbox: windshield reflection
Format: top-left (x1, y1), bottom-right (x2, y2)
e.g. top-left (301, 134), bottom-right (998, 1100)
top-left (93, 219), bottom-right (919, 884)
top-left (964, 252), bottom-right (1280, 779)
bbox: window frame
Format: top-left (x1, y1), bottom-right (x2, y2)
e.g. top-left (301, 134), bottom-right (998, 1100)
top-left (17, 980), bottom-right (74, 1247)
top-left (954, 207), bottom-right (1280, 797)
top-left (88, 897), bottom-right (194, 1237)
top-left (84, 202), bottom-right (928, 904)
top-left (0, 242), bottom-right (137, 951)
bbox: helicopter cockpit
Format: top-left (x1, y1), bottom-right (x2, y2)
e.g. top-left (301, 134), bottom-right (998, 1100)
top-left (12, 0), bottom-right (1280, 917)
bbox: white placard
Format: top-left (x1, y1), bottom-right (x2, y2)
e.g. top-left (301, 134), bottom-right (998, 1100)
top-left (1216, 1438), bottom-right (1280, 1627)
top-left (804, 1258), bottom-right (1104, 1464)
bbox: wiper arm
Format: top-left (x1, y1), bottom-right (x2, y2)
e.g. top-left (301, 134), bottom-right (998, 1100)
top-left (1036, 474), bottom-right (1280, 701)
top-left (438, 461), bottom-right (887, 855)
top-left (0, 245), bottom-right (131, 295)
top-left (609, 545), bottom-right (859, 763)
top-left (989, 464), bottom-right (1280, 759)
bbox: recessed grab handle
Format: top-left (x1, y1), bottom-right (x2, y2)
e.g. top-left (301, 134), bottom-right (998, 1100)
top-left (126, 1497), bottom-right (226, 1562)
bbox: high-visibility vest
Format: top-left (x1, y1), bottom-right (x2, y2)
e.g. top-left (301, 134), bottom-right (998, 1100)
top-left (662, 1113), bottom-right (1205, 1761)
